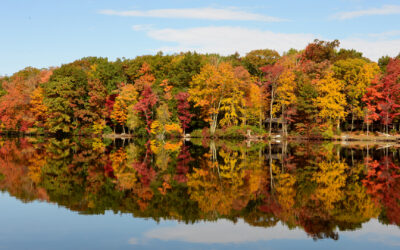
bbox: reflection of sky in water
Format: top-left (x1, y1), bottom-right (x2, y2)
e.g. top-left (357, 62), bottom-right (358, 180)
top-left (1, 192), bottom-right (400, 250)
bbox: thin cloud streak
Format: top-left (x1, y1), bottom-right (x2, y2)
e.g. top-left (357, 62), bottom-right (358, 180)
top-left (144, 219), bottom-right (305, 243)
top-left (142, 219), bottom-right (400, 246)
top-left (145, 26), bottom-right (315, 55)
top-left (99, 8), bottom-right (287, 22)
top-left (333, 5), bottom-right (400, 20)
top-left (367, 30), bottom-right (400, 38)
top-left (133, 26), bottom-right (400, 61)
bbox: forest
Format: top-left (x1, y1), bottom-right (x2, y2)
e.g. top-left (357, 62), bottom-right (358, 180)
top-left (1, 39), bottom-right (400, 138)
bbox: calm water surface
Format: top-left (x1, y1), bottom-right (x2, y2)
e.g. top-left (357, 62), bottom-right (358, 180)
top-left (0, 137), bottom-right (400, 249)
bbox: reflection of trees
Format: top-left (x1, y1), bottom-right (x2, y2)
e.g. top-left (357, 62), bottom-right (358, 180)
top-left (187, 147), bottom-right (265, 218)
top-left (41, 138), bottom-right (109, 213)
top-left (363, 154), bottom-right (400, 225)
top-left (174, 144), bottom-right (192, 183)
top-left (313, 161), bottom-right (347, 211)
top-left (0, 138), bottom-right (48, 201)
top-left (2, 138), bottom-right (400, 239)
top-left (264, 143), bottom-right (383, 240)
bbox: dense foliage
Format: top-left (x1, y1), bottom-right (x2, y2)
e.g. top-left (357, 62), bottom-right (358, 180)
top-left (1, 40), bottom-right (400, 137)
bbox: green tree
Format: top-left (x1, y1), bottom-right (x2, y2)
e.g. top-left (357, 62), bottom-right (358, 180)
top-left (243, 49), bottom-right (280, 77)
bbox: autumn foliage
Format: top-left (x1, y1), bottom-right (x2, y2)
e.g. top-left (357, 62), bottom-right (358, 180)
top-left (0, 41), bottom-right (399, 136)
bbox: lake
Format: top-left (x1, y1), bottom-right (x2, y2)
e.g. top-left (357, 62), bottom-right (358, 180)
top-left (0, 137), bottom-right (400, 250)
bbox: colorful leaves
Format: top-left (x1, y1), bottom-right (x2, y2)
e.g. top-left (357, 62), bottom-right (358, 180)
top-left (110, 84), bottom-right (138, 127)
top-left (314, 72), bottom-right (347, 125)
top-left (175, 92), bottom-right (193, 133)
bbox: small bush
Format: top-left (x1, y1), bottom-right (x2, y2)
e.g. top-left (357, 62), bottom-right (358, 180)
top-left (190, 129), bottom-right (204, 138)
top-left (218, 126), bottom-right (246, 139)
top-left (320, 124), bottom-right (334, 139)
top-left (103, 138), bottom-right (113, 146)
top-left (103, 126), bottom-right (113, 135)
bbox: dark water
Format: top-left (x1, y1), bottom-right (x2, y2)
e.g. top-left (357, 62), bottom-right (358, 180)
top-left (1, 137), bottom-right (400, 250)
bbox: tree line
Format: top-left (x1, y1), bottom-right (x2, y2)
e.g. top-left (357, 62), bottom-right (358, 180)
top-left (0, 39), bottom-right (399, 138)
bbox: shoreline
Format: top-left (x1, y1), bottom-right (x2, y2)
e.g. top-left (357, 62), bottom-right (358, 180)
top-left (2, 132), bottom-right (400, 143)
top-left (103, 133), bottom-right (400, 142)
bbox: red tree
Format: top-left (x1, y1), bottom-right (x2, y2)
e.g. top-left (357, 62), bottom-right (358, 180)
top-left (175, 92), bottom-right (193, 135)
top-left (0, 72), bottom-right (42, 132)
top-left (363, 59), bottom-right (400, 134)
top-left (260, 64), bottom-right (284, 136)
top-left (134, 85), bottom-right (158, 134)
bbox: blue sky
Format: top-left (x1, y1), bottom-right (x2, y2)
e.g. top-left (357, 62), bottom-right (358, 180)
top-left (1, 0), bottom-right (399, 75)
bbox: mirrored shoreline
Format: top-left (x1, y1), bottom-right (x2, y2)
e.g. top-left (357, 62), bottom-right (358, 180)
top-left (1, 137), bottom-right (400, 249)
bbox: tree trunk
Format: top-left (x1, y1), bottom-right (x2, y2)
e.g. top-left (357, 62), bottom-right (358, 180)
top-left (366, 144), bottom-right (369, 171)
top-left (269, 89), bottom-right (274, 138)
top-left (210, 100), bottom-right (222, 137)
top-left (210, 140), bottom-right (217, 166)
top-left (281, 105), bottom-right (286, 137)
top-left (210, 113), bottom-right (218, 136)
top-left (386, 113), bottom-right (389, 134)
top-left (269, 142), bottom-right (274, 191)
top-left (362, 120), bottom-right (365, 133)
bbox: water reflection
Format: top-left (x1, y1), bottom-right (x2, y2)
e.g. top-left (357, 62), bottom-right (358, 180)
top-left (0, 137), bottom-right (400, 242)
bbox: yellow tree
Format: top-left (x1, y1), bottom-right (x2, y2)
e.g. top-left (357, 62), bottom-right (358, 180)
top-left (314, 72), bottom-right (347, 130)
top-left (275, 70), bottom-right (297, 136)
top-left (245, 83), bottom-right (264, 128)
top-left (29, 87), bottom-right (48, 132)
top-left (233, 66), bottom-right (258, 127)
top-left (150, 102), bottom-right (182, 139)
top-left (219, 85), bottom-right (244, 127)
top-left (189, 62), bottom-right (242, 135)
top-left (110, 84), bottom-right (138, 134)
top-left (333, 59), bottom-right (380, 131)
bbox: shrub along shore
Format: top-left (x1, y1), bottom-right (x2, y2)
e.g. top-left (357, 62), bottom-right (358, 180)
top-left (1, 39), bottom-right (400, 140)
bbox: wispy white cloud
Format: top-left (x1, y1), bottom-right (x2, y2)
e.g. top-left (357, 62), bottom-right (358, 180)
top-left (134, 25), bottom-right (399, 61)
top-left (333, 5), bottom-right (400, 20)
top-left (340, 38), bottom-right (400, 59)
top-left (132, 24), bottom-right (153, 31)
top-left (99, 8), bottom-right (287, 22)
top-left (140, 219), bottom-right (400, 246)
top-left (128, 237), bottom-right (138, 245)
top-left (367, 30), bottom-right (400, 39)
top-left (144, 26), bottom-right (315, 55)
top-left (343, 219), bottom-right (400, 246)
top-left (144, 219), bottom-right (305, 243)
